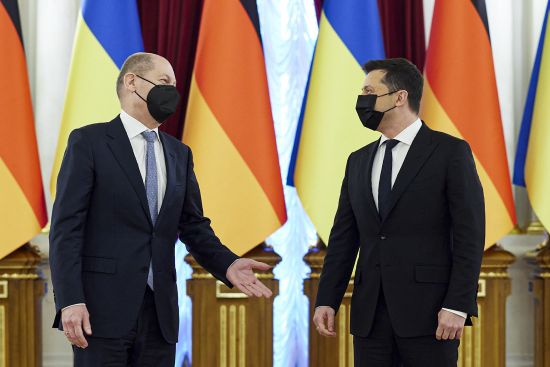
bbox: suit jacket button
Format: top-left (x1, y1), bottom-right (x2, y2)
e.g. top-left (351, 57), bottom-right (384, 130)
top-left (380, 235), bottom-right (387, 240)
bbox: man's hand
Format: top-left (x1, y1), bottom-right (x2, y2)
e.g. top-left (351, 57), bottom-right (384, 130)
top-left (313, 306), bottom-right (336, 337)
top-left (61, 304), bottom-right (92, 348)
top-left (436, 309), bottom-right (466, 340)
top-left (226, 258), bottom-right (273, 297)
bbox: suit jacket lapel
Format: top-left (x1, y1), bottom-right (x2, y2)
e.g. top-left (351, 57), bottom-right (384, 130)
top-left (381, 123), bottom-right (438, 224)
top-left (106, 116), bottom-right (153, 228)
top-left (360, 139), bottom-right (382, 225)
top-left (157, 132), bottom-right (176, 226)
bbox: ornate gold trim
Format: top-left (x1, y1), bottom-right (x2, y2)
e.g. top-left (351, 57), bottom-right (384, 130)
top-left (0, 273), bottom-right (39, 279)
top-left (192, 273), bottom-right (214, 279)
top-left (0, 281), bottom-right (7, 299)
top-left (0, 305), bottom-right (5, 367)
top-left (464, 321), bottom-right (472, 366)
top-left (220, 305), bottom-right (227, 367)
top-left (537, 272), bottom-right (550, 278)
top-left (217, 281), bottom-right (248, 299)
top-left (230, 305), bottom-right (236, 367)
top-left (475, 304), bottom-right (481, 367)
top-left (348, 306), bottom-right (353, 367)
top-left (479, 271), bottom-right (508, 278)
top-left (193, 273), bottom-right (274, 280)
top-left (239, 305), bottom-right (246, 367)
top-left (526, 220), bottom-right (545, 235)
top-left (477, 279), bottom-right (486, 298)
top-left (339, 306), bottom-right (346, 367)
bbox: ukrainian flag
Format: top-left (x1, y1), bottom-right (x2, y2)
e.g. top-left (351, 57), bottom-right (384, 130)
top-left (290, 0), bottom-right (385, 242)
top-left (514, 1), bottom-right (550, 229)
top-left (50, 0), bottom-right (143, 196)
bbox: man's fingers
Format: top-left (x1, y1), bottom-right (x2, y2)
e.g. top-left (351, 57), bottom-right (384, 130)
top-left (314, 310), bottom-right (336, 337)
top-left (456, 328), bottom-right (463, 340)
top-left (251, 280), bottom-right (272, 297)
top-left (435, 325), bottom-right (443, 340)
top-left (83, 312), bottom-right (92, 335)
top-left (73, 323), bottom-right (88, 348)
top-left (236, 283), bottom-right (254, 297)
top-left (327, 312), bottom-right (335, 332)
top-left (250, 260), bottom-right (271, 271)
top-left (441, 325), bottom-right (451, 340)
top-left (244, 283), bottom-right (263, 297)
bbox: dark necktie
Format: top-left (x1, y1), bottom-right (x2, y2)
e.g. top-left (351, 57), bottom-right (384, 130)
top-left (378, 139), bottom-right (399, 220)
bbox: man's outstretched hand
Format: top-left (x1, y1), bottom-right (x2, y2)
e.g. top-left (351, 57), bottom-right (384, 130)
top-left (226, 258), bottom-right (273, 297)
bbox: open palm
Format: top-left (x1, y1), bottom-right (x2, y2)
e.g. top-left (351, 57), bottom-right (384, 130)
top-left (226, 258), bottom-right (273, 297)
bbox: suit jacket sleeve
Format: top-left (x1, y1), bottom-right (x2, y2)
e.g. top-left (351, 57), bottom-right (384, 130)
top-left (178, 148), bottom-right (239, 287)
top-left (442, 140), bottom-right (485, 316)
top-left (49, 129), bottom-right (94, 312)
top-left (315, 155), bottom-right (361, 312)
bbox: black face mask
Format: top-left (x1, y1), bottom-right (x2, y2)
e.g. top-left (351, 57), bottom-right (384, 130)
top-left (355, 91), bottom-right (398, 130)
top-left (135, 75), bottom-right (180, 123)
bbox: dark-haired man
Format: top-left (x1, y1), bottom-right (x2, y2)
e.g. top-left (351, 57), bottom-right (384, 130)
top-left (313, 58), bottom-right (485, 366)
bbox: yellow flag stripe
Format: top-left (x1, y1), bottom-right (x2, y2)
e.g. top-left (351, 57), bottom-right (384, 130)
top-left (183, 77), bottom-right (281, 255)
top-left (422, 81), bottom-right (514, 248)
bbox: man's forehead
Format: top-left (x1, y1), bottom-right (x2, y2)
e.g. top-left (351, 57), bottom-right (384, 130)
top-left (363, 70), bottom-right (386, 87)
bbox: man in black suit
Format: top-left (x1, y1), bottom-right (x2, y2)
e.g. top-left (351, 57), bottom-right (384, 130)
top-left (50, 52), bottom-right (273, 366)
top-left (312, 58), bottom-right (485, 366)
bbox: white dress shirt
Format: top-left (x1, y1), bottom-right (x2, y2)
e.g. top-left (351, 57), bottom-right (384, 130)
top-left (62, 111), bottom-right (167, 311)
top-left (371, 118), bottom-right (466, 319)
top-left (120, 110), bottom-right (167, 207)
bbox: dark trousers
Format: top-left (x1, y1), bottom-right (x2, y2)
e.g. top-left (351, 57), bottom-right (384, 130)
top-left (354, 290), bottom-right (459, 367)
top-left (73, 286), bottom-right (175, 367)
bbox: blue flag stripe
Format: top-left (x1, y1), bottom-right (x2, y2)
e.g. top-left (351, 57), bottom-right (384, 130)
top-left (513, 1), bottom-right (550, 186)
top-left (82, 0), bottom-right (144, 69)
top-left (324, 0), bottom-right (385, 66)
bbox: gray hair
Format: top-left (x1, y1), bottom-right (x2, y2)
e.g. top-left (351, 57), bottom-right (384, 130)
top-left (116, 53), bottom-right (155, 97)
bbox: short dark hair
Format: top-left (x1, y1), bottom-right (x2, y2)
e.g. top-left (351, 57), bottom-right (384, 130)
top-left (362, 58), bottom-right (423, 113)
top-left (116, 53), bottom-right (155, 97)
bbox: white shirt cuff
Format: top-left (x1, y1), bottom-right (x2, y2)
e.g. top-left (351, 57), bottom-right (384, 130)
top-left (442, 308), bottom-right (467, 318)
top-left (62, 303), bottom-right (85, 311)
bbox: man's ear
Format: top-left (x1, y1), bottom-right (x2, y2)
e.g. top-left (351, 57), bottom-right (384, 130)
top-left (124, 73), bottom-right (136, 93)
top-left (395, 90), bottom-right (408, 107)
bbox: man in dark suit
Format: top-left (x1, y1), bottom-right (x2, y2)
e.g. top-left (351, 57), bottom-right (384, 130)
top-left (312, 58), bottom-right (485, 366)
top-left (50, 52), bottom-right (273, 366)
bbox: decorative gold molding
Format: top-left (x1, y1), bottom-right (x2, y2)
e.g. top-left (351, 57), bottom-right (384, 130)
top-left (220, 305), bottom-right (227, 367)
top-left (475, 304), bottom-right (481, 367)
top-left (217, 281), bottom-right (248, 299)
top-left (479, 271), bottom-right (508, 278)
top-left (0, 305), bottom-right (5, 367)
top-left (0, 273), bottom-right (39, 280)
top-left (477, 279), bottom-right (486, 298)
top-left (230, 305), bottom-right (236, 367)
top-left (339, 306), bottom-right (346, 367)
top-left (526, 220), bottom-right (545, 235)
top-left (348, 307), bottom-right (353, 367)
top-left (239, 305), bottom-right (246, 367)
top-left (0, 282), bottom-right (6, 299)
top-left (193, 273), bottom-right (274, 280)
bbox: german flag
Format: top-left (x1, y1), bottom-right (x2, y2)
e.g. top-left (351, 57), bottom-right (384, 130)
top-left (0, 0), bottom-right (47, 259)
top-left (183, 0), bottom-right (287, 255)
top-left (421, 0), bottom-right (516, 248)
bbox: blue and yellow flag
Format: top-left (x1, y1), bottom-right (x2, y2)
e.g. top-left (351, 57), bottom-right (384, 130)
top-left (514, 0), bottom-right (550, 229)
top-left (51, 0), bottom-right (143, 196)
top-left (289, 0), bottom-right (385, 242)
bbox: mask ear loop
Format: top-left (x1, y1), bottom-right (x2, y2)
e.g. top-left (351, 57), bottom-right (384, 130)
top-left (133, 74), bottom-right (155, 102)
